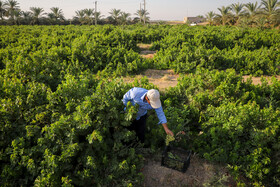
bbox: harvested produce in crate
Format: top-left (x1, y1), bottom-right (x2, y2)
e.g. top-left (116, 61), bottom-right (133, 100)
top-left (165, 134), bottom-right (175, 146)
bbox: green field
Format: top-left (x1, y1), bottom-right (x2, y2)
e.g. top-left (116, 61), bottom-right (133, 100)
top-left (0, 25), bottom-right (280, 186)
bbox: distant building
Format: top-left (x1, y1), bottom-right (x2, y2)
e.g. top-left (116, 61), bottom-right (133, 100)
top-left (183, 17), bottom-right (204, 24)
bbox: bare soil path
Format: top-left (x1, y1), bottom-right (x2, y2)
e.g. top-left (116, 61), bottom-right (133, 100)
top-left (138, 43), bottom-right (156, 59)
top-left (141, 152), bottom-right (236, 187)
top-left (135, 44), bottom-right (280, 91)
top-left (243, 75), bottom-right (280, 85)
top-left (123, 69), bottom-right (280, 92)
top-left (122, 69), bottom-right (179, 91)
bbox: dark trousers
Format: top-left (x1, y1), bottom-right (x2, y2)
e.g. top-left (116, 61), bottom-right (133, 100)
top-left (128, 114), bottom-right (147, 143)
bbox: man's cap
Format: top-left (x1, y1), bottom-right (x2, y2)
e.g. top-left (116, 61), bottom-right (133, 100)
top-left (146, 89), bottom-right (161, 109)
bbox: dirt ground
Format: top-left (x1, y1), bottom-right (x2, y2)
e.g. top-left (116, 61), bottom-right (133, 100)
top-left (141, 152), bottom-right (236, 187)
top-left (243, 75), bottom-right (280, 85)
top-left (122, 69), bottom-right (179, 91)
top-left (138, 43), bottom-right (156, 59)
top-left (123, 69), bottom-right (280, 92)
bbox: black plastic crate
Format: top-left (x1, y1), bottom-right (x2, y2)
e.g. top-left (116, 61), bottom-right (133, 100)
top-left (161, 145), bottom-right (191, 173)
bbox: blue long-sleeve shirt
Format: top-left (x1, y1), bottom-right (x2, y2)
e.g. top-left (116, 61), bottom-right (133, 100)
top-left (122, 87), bottom-right (167, 124)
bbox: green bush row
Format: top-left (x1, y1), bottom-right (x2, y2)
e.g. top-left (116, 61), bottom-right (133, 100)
top-left (152, 26), bottom-right (280, 76)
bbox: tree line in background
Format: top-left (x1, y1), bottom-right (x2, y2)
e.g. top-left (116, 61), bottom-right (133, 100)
top-left (205, 0), bottom-right (280, 28)
top-left (0, 0), bottom-right (279, 26)
top-left (0, 0), bottom-right (149, 25)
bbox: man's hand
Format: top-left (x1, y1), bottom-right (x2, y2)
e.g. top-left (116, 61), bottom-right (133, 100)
top-left (165, 128), bottom-right (174, 136)
top-left (162, 123), bottom-right (174, 136)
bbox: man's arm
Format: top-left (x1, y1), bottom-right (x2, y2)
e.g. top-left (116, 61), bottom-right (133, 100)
top-left (122, 89), bottom-right (133, 106)
top-left (162, 123), bottom-right (174, 136)
top-left (155, 107), bottom-right (174, 136)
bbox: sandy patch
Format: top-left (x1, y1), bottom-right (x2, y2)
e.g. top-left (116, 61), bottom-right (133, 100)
top-left (137, 43), bottom-right (157, 59)
top-left (243, 75), bottom-right (280, 85)
top-left (122, 69), bottom-right (179, 91)
top-left (140, 53), bottom-right (156, 59)
top-left (142, 153), bottom-right (236, 187)
top-left (123, 69), bottom-right (280, 91)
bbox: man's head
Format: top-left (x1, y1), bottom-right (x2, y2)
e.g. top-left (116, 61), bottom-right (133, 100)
top-left (146, 89), bottom-right (161, 109)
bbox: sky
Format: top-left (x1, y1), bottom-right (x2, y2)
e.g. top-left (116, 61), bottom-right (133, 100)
top-left (16, 0), bottom-right (263, 21)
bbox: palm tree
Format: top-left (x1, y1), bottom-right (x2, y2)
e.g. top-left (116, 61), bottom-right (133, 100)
top-left (275, 1), bottom-right (280, 26)
top-left (47, 12), bottom-right (56, 24)
top-left (50, 7), bottom-right (64, 24)
top-left (30, 7), bottom-right (44, 25)
top-left (277, 1), bottom-right (280, 24)
top-left (231, 3), bottom-right (245, 25)
top-left (135, 9), bottom-right (149, 24)
top-left (205, 11), bottom-right (215, 25)
top-left (22, 11), bottom-right (32, 25)
top-left (142, 9), bottom-right (150, 24)
top-left (217, 6), bottom-right (232, 25)
top-left (135, 9), bottom-right (142, 23)
top-left (5, 0), bottom-right (19, 23)
top-left (261, 0), bottom-right (279, 26)
top-left (94, 11), bottom-right (103, 24)
top-left (0, 0), bottom-right (7, 20)
top-left (108, 8), bottom-right (121, 24)
top-left (74, 10), bottom-right (85, 24)
top-left (243, 2), bottom-right (261, 27)
top-left (13, 8), bottom-right (21, 24)
top-left (261, 0), bottom-right (279, 16)
top-left (83, 8), bottom-right (94, 25)
top-left (120, 12), bottom-right (131, 25)
top-left (245, 2), bottom-right (261, 17)
top-left (255, 16), bottom-right (268, 29)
